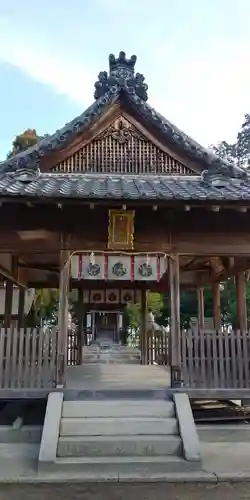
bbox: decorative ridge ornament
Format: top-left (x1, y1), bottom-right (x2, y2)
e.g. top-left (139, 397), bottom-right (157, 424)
top-left (109, 52), bottom-right (137, 73)
top-left (94, 51), bottom-right (148, 102)
top-left (9, 166), bottom-right (40, 183)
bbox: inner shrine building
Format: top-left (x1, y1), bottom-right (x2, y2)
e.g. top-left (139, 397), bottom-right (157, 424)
top-left (0, 51), bottom-right (250, 393)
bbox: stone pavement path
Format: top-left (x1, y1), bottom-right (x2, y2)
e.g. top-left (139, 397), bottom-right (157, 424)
top-left (65, 363), bottom-right (170, 390)
top-left (0, 441), bottom-right (250, 484)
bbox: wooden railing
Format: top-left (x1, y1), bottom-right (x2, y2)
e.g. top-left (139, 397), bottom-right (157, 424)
top-left (147, 329), bottom-right (169, 365)
top-left (180, 328), bottom-right (250, 389)
top-left (0, 327), bottom-right (58, 389)
top-left (67, 329), bottom-right (81, 366)
top-left (127, 328), bottom-right (169, 365)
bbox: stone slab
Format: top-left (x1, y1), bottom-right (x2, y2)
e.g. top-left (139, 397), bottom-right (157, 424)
top-left (62, 400), bottom-right (175, 418)
top-left (52, 455), bottom-right (200, 474)
top-left (64, 389), bottom-right (168, 401)
top-left (60, 417), bottom-right (178, 436)
top-left (173, 393), bottom-right (201, 462)
top-left (38, 392), bottom-right (63, 468)
top-left (57, 435), bottom-right (182, 457)
top-left (198, 424), bottom-right (250, 442)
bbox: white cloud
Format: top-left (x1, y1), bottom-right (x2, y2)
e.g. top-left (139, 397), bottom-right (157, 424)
top-left (0, 17), bottom-right (95, 105)
top-left (147, 40), bottom-right (250, 145)
top-left (0, 16), bottom-right (250, 147)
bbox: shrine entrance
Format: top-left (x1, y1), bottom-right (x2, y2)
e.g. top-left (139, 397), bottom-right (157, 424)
top-left (69, 248), bottom-right (168, 363)
top-left (92, 310), bottom-right (120, 343)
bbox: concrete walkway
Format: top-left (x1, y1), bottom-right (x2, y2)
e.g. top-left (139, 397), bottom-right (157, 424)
top-left (65, 364), bottom-right (170, 390)
top-left (0, 440), bottom-right (250, 483)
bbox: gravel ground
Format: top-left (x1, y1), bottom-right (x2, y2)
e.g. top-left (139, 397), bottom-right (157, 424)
top-left (0, 482), bottom-right (250, 500)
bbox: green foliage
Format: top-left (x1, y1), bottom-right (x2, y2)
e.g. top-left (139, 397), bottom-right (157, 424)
top-left (7, 129), bottom-right (42, 158)
top-left (27, 289), bottom-right (59, 327)
top-left (236, 114), bottom-right (250, 168)
top-left (210, 113), bottom-right (250, 169)
top-left (34, 288), bottom-right (59, 323)
top-left (157, 288), bottom-right (216, 328)
top-left (125, 278), bottom-right (250, 332)
top-left (126, 292), bottom-right (163, 331)
top-left (210, 141), bottom-right (236, 164)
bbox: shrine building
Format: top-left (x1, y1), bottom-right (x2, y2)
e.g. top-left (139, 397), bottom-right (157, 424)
top-left (0, 51), bottom-right (250, 396)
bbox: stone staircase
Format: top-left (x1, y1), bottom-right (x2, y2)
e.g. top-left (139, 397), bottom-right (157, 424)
top-left (81, 344), bottom-right (141, 364)
top-left (39, 393), bottom-right (202, 476)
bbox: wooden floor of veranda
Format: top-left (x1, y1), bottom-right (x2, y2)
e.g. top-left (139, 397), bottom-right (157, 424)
top-left (65, 363), bottom-right (171, 391)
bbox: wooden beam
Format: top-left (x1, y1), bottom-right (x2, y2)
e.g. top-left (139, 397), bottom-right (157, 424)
top-left (140, 288), bottom-right (147, 365)
top-left (57, 238), bottom-right (70, 387)
top-left (18, 263), bottom-right (59, 275)
top-left (169, 254), bottom-right (181, 366)
top-left (0, 260), bottom-right (26, 288)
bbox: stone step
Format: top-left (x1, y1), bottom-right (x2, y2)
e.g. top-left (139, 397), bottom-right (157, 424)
top-left (81, 358), bottom-right (140, 365)
top-left (82, 348), bottom-right (139, 354)
top-left (62, 400), bottom-right (175, 418)
top-left (82, 352), bottom-right (140, 358)
top-left (57, 434), bottom-right (182, 457)
top-left (50, 455), bottom-right (199, 474)
top-left (60, 417), bottom-right (178, 436)
top-left (82, 347), bottom-right (139, 353)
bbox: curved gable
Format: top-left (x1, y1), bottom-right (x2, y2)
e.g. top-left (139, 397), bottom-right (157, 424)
top-left (52, 115), bottom-right (197, 176)
top-left (0, 51), bottom-right (247, 186)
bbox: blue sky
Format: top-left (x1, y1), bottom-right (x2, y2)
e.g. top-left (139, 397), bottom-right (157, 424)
top-left (0, 0), bottom-right (250, 160)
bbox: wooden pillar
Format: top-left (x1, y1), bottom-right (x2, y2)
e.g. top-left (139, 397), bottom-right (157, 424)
top-left (235, 271), bottom-right (249, 407)
top-left (4, 280), bottom-right (13, 329)
top-left (140, 288), bottom-right (147, 364)
top-left (212, 282), bottom-right (221, 330)
top-left (92, 311), bottom-right (96, 341)
top-left (169, 254), bottom-right (181, 373)
top-left (17, 287), bottom-right (25, 329)
top-left (57, 248), bottom-right (70, 387)
top-left (235, 271), bottom-right (247, 331)
top-left (77, 287), bottom-right (85, 347)
top-left (197, 287), bottom-right (205, 329)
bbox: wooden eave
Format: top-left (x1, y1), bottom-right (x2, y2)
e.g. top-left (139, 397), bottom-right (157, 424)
top-left (40, 101), bottom-right (121, 172)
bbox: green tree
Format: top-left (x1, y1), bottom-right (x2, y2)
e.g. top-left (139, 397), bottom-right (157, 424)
top-left (210, 140), bottom-right (236, 164)
top-left (236, 114), bottom-right (250, 169)
top-left (210, 113), bottom-right (250, 169)
top-left (33, 288), bottom-right (59, 325)
top-left (7, 129), bottom-right (42, 158)
top-left (126, 292), bottom-right (163, 331)
top-left (209, 117), bottom-right (250, 327)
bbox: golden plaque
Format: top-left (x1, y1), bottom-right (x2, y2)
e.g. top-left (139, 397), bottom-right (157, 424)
top-left (108, 210), bottom-right (135, 250)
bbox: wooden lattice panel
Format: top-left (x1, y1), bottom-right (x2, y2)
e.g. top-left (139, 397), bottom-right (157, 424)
top-left (52, 116), bottom-right (196, 175)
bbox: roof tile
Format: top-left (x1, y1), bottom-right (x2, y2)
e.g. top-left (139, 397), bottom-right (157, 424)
top-left (0, 173), bottom-right (249, 202)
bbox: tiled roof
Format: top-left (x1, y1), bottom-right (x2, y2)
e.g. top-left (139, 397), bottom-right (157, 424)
top-left (0, 51), bottom-right (247, 182)
top-left (0, 173), bottom-right (250, 201)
